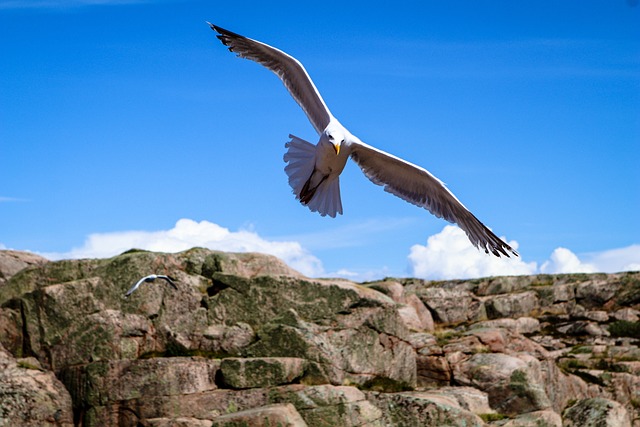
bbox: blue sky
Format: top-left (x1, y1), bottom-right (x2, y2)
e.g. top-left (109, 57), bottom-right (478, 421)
top-left (1, 0), bottom-right (639, 280)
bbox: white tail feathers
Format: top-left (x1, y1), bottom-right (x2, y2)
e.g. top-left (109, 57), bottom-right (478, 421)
top-left (284, 134), bottom-right (343, 218)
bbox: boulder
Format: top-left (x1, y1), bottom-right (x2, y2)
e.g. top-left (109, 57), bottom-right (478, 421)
top-left (0, 250), bottom-right (48, 286)
top-left (563, 397), bottom-right (631, 427)
top-left (270, 385), bottom-right (384, 426)
top-left (211, 403), bottom-right (308, 427)
top-left (0, 344), bottom-right (73, 427)
top-left (367, 391), bottom-right (485, 426)
top-left (220, 357), bottom-right (306, 389)
top-left (484, 291), bottom-right (539, 319)
top-left (452, 353), bottom-right (551, 415)
top-left (245, 307), bottom-right (416, 389)
top-left (502, 409), bottom-right (562, 427)
top-left (417, 287), bottom-right (485, 325)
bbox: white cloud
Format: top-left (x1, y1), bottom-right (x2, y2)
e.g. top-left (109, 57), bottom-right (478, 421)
top-left (540, 247), bottom-right (597, 274)
top-left (42, 218), bottom-right (323, 277)
top-left (582, 244), bottom-right (640, 273)
top-left (0, 243), bottom-right (7, 250)
top-left (327, 266), bottom-right (393, 283)
top-left (408, 225), bottom-right (537, 280)
top-left (0, 197), bottom-right (26, 203)
top-left (408, 225), bottom-right (640, 280)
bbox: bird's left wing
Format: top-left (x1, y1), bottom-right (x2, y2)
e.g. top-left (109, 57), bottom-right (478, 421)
top-left (210, 23), bottom-right (332, 135)
top-left (349, 139), bottom-right (517, 257)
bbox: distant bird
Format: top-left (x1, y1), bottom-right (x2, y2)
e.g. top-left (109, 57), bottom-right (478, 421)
top-left (125, 274), bottom-right (178, 297)
top-left (209, 24), bottom-right (517, 257)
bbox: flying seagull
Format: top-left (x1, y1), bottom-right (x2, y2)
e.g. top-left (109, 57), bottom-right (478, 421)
top-left (209, 23), bottom-right (517, 258)
top-left (125, 274), bottom-right (178, 297)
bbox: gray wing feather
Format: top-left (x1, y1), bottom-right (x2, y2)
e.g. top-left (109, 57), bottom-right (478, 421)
top-left (210, 24), bottom-right (332, 135)
top-left (349, 140), bottom-right (517, 257)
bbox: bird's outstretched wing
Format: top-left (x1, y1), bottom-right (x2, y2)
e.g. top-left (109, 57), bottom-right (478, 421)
top-left (349, 139), bottom-right (517, 257)
top-left (209, 23), bottom-right (332, 135)
top-left (158, 275), bottom-right (178, 290)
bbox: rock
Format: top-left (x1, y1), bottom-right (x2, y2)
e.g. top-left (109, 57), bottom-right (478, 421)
top-left (502, 409), bottom-right (562, 427)
top-left (484, 291), bottom-right (539, 319)
top-left (472, 317), bottom-right (541, 334)
top-left (367, 280), bottom-right (405, 302)
top-left (584, 310), bottom-right (609, 322)
top-left (417, 287), bottom-right (485, 325)
top-left (60, 357), bottom-right (220, 408)
top-left (563, 397), bottom-right (631, 427)
top-left (220, 357), bottom-right (306, 389)
top-left (270, 385), bottom-right (384, 426)
top-left (556, 321), bottom-right (610, 337)
top-left (367, 391), bottom-right (485, 426)
top-left (0, 344), bottom-right (73, 427)
top-left (539, 359), bottom-right (592, 414)
top-left (613, 308), bottom-right (640, 322)
top-left (246, 307), bottom-right (416, 389)
top-left (183, 248), bottom-right (304, 279)
top-left (475, 275), bottom-right (535, 295)
top-left (211, 403), bottom-right (308, 427)
top-left (147, 418), bottom-right (215, 427)
top-left (453, 353), bottom-right (551, 415)
top-left (416, 355), bottom-right (451, 386)
top-left (0, 250), bottom-right (48, 287)
top-left (420, 386), bottom-right (493, 415)
top-left (575, 280), bottom-right (620, 308)
top-left (397, 294), bottom-right (434, 331)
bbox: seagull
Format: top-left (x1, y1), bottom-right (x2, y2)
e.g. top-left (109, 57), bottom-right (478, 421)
top-left (209, 23), bottom-right (517, 258)
top-left (125, 274), bottom-right (178, 298)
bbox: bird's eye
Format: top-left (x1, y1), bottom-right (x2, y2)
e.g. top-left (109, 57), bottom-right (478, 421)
top-left (341, 139), bottom-right (345, 144)
top-left (328, 135), bottom-right (334, 140)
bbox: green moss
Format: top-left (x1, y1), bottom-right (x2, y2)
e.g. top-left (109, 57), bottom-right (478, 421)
top-left (434, 329), bottom-right (458, 347)
top-left (359, 377), bottom-right (413, 393)
top-left (16, 360), bottom-right (41, 370)
top-left (140, 348), bottom-right (225, 359)
top-left (479, 413), bottom-right (509, 422)
top-left (594, 358), bottom-right (629, 373)
top-left (559, 359), bottom-right (588, 371)
top-left (608, 320), bottom-right (640, 338)
top-left (530, 280), bottom-right (553, 287)
top-left (569, 345), bottom-right (593, 354)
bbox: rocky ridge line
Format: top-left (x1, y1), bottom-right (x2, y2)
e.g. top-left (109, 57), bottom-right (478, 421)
top-left (0, 248), bottom-right (638, 426)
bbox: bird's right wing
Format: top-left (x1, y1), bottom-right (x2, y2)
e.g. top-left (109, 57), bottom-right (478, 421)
top-left (210, 23), bottom-right (332, 135)
top-left (349, 139), bottom-right (517, 257)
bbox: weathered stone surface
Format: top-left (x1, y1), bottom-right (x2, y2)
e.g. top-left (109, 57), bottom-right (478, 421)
top-left (220, 357), bottom-right (306, 389)
top-left (270, 385), bottom-right (384, 426)
top-left (472, 317), bottom-right (541, 334)
top-left (147, 418), bottom-right (214, 427)
top-left (417, 287), bottom-right (485, 325)
top-left (211, 403), bottom-right (308, 427)
top-left (484, 291), bottom-right (539, 319)
top-left (420, 386), bottom-right (493, 415)
top-left (503, 409), bottom-right (562, 427)
top-left (0, 344), bottom-right (73, 427)
top-left (563, 397), bottom-right (631, 427)
top-left (60, 357), bottom-right (220, 408)
top-left (367, 391), bottom-right (485, 426)
top-left (0, 250), bottom-right (48, 287)
top-left (246, 307), bottom-right (416, 389)
top-left (453, 353), bottom-right (551, 415)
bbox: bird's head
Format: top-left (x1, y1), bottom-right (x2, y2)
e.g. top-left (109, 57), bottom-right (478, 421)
top-left (323, 127), bottom-right (345, 155)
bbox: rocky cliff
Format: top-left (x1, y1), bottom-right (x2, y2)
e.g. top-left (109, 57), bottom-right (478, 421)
top-left (0, 248), bottom-right (638, 427)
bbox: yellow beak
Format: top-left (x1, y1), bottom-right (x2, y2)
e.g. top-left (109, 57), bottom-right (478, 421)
top-left (333, 144), bottom-right (340, 155)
